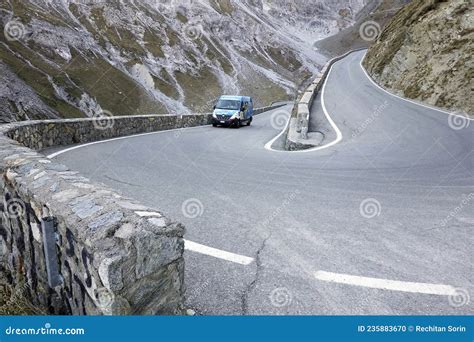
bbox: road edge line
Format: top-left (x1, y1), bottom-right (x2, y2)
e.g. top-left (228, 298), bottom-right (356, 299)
top-left (264, 60), bottom-right (343, 153)
top-left (46, 125), bottom-right (208, 159)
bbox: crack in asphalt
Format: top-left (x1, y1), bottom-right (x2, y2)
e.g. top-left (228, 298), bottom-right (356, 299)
top-left (104, 174), bottom-right (142, 187)
top-left (241, 232), bottom-right (272, 315)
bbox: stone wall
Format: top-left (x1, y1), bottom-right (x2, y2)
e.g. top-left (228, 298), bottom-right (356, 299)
top-left (0, 105), bottom-right (282, 315)
top-left (5, 114), bottom-right (212, 151)
top-left (0, 129), bottom-right (186, 315)
top-left (5, 105), bottom-right (283, 151)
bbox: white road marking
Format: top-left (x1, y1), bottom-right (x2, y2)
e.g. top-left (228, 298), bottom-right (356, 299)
top-left (46, 125), bottom-right (207, 159)
top-left (184, 239), bottom-right (254, 265)
top-left (134, 211), bottom-right (162, 217)
top-left (264, 59), bottom-right (343, 153)
top-left (359, 52), bottom-right (473, 120)
top-left (314, 270), bottom-right (457, 296)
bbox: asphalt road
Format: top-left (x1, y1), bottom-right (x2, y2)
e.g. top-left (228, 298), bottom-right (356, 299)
top-left (48, 50), bottom-right (473, 315)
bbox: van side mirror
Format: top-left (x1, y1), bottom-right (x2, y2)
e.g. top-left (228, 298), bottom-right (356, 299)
top-left (213, 105), bottom-right (216, 110)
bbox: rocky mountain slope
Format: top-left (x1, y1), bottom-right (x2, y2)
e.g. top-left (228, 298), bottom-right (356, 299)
top-left (0, 0), bottom-right (371, 122)
top-left (314, 0), bottom-right (411, 57)
top-left (363, 0), bottom-right (473, 115)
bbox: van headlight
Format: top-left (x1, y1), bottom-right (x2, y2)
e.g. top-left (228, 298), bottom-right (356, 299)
top-left (212, 113), bottom-right (217, 118)
top-left (231, 112), bottom-right (241, 119)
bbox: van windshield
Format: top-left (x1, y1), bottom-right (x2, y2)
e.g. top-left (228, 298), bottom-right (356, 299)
top-left (215, 99), bottom-right (241, 110)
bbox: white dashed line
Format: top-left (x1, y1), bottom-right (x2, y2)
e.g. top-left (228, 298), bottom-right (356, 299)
top-left (314, 270), bottom-right (458, 296)
top-left (184, 239), bottom-right (254, 265)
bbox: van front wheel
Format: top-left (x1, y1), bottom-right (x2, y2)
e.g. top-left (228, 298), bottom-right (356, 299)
top-left (246, 118), bottom-right (252, 126)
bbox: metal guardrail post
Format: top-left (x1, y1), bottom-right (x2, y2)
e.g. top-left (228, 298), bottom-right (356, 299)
top-left (41, 216), bottom-right (62, 288)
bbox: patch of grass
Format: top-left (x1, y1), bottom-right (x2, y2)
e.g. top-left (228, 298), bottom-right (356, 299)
top-left (11, 0), bottom-right (74, 27)
top-left (0, 39), bottom-right (84, 118)
top-left (237, 46), bottom-right (274, 71)
top-left (0, 282), bottom-right (46, 315)
top-left (90, 7), bottom-right (145, 56)
top-left (203, 37), bottom-right (234, 75)
top-left (175, 67), bottom-right (221, 111)
top-left (184, 49), bottom-right (199, 67)
top-left (152, 69), bottom-right (179, 100)
top-left (237, 67), bottom-right (291, 108)
top-left (176, 12), bottom-right (188, 23)
top-left (144, 29), bottom-right (165, 58)
top-left (265, 46), bottom-right (302, 72)
top-left (166, 26), bottom-right (180, 47)
top-left (65, 49), bottom-right (163, 115)
top-left (10, 0), bottom-right (33, 22)
top-left (69, 4), bottom-right (107, 49)
top-left (209, 0), bottom-right (234, 15)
